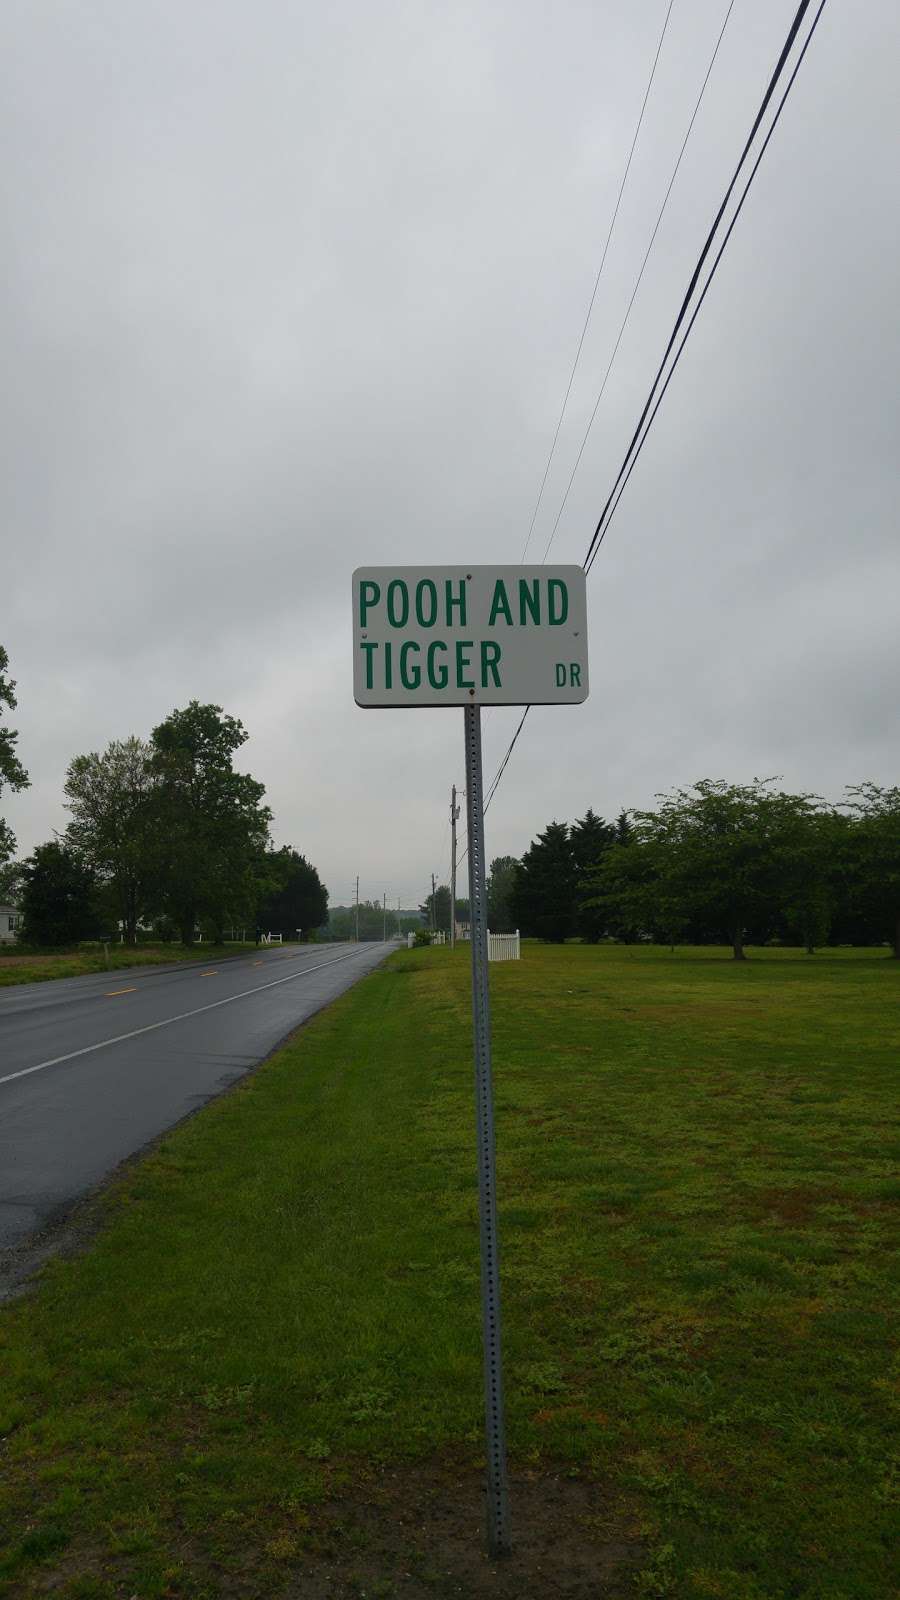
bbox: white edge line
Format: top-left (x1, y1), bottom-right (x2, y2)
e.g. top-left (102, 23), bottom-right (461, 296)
top-left (0, 945), bottom-right (382, 1089)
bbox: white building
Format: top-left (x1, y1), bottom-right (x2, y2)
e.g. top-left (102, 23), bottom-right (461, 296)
top-left (0, 904), bottom-right (21, 945)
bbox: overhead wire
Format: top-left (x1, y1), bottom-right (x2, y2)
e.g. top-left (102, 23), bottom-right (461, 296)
top-left (587, 0), bottom-right (827, 574)
top-left (481, 0), bottom-right (828, 814)
top-left (540, 0), bottom-right (737, 562)
top-left (520, 0), bottom-right (676, 561)
top-left (582, 0), bottom-right (817, 573)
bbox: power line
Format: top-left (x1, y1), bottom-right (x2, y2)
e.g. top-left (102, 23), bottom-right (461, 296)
top-left (540, 0), bottom-right (737, 562)
top-left (520, 0), bottom-right (676, 561)
top-left (583, 0), bottom-right (818, 573)
top-left (481, 0), bottom-right (829, 816)
top-left (587, 0), bottom-right (828, 575)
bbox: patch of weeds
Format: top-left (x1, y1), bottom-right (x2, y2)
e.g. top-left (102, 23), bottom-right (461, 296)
top-left (636, 1541), bottom-right (677, 1597)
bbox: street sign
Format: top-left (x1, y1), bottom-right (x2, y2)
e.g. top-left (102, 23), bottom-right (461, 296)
top-left (352, 562), bottom-right (590, 1561)
top-left (352, 565), bottom-right (588, 708)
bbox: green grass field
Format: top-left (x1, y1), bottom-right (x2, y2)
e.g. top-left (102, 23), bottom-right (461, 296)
top-left (0, 942), bottom-right (262, 988)
top-left (0, 945), bottom-right (897, 1598)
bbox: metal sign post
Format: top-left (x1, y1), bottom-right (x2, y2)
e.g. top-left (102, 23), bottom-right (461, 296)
top-left (464, 703), bottom-right (510, 1558)
top-left (351, 565), bottom-right (589, 1561)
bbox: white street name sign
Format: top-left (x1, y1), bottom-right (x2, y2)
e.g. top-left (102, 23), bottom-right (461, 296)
top-left (352, 565), bottom-right (589, 708)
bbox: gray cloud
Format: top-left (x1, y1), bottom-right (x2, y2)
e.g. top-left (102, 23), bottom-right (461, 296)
top-left (3, 0), bottom-right (898, 907)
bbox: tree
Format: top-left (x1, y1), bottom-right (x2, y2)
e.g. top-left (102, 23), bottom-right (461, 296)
top-left (0, 859), bottom-right (24, 904)
top-left (420, 884), bottom-right (451, 934)
top-left (150, 702), bottom-right (272, 945)
top-left (20, 842), bottom-right (101, 946)
top-left (257, 847), bottom-right (328, 939)
top-left (510, 821), bottom-right (577, 943)
top-left (583, 828), bottom-right (669, 946)
top-left (614, 780), bottom-right (825, 960)
top-left (0, 644), bottom-right (29, 869)
top-left (487, 856), bottom-right (519, 933)
top-left (845, 784), bottom-right (900, 958)
top-left (570, 809), bottom-right (615, 942)
top-left (329, 898), bottom-right (397, 940)
top-left (64, 738), bottom-right (161, 945)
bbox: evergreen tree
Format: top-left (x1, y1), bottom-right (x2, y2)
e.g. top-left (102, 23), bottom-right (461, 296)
top-left (510, 821), bottom-right (577, 943)
top-left (486, 856), bottom-right (519, 933)
top-left (570, 809), bottom-right (615, 942)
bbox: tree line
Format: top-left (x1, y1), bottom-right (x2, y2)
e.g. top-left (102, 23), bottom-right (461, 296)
top-left (0, 674), bottom-right (327, 947)
top-left (506, 782), bottom-right (900, 959)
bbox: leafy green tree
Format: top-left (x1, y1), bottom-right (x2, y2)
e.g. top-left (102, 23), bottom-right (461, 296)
top-left (329, 898), bottom-right (397, 940)
top-left (583, 825), bottom-right (674, 946)
top-left (486, 856), bottom-right (519, 933)
top-left (845, 784), bottom-right (900, 957)
top-left (420, 884), bottom-right (451, 934)
top-left (620, 780), bottom-right (825, 960)
top-left (20, 841), bottom-right (101, 946)
top-left (63, 738), bottom-right (161, 945)
top-left (570, 809), bottom-right (615, 942)
top-left (510, 821), bottom-right (577, 943)
top-left (0, 644), bottom-right (29, 868)
top-left (0, 859), bottom-right (24, 903)
top-left (150, 702), bottom-right (272, 945)
top-left (257, 847), bottom-right (328, 939)
top-left (777, 809), bottom-right (846, 954)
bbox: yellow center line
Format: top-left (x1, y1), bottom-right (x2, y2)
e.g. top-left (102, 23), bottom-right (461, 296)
top-left (252, 960), bottom-right (263, 966)
top-left (200, 970), bottom-right (218, 976)
top-left (105, 987), bottom-right (137, 997)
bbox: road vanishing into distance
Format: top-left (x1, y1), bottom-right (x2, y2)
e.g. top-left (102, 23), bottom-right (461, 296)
top-left (0, 941), bottom-right (391, 1257)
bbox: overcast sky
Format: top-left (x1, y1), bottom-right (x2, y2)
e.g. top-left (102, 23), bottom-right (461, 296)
top-left (3, 0), bottom-right (897, 910)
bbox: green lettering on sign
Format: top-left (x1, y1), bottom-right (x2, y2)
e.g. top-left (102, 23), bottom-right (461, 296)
top-left (387, 580), bottom-right (409, 627)
top-left (455, 639), bottom-right (474, 688)
top-left (446, 579), bottom-right (467, 626)
top-left (360, 580), bottom-right (380, 627)
top-left (488, 580), bottom-right (513, 626)
top-left (480, 640), bottom-right (502, 687)
top-left (427, 640), bottom-right (448, 689)
top-left (519, 578), bottom-right (540, 625)
top-left (548, 579), bottom-right (568, 625)
top-left (400, 640), bottom-right (421, 689)
top-left (415, 579), bottom-right (438, 627)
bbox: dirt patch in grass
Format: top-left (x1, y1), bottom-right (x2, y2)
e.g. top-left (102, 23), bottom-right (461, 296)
top-left (27, 1463), bottom-right (641, 1600)
top-left (296, 1463), bottom-right (641, 1599)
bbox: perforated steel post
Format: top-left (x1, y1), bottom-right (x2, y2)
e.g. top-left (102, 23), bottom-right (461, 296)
top-left (463, 703), bottom-right (511, 1558)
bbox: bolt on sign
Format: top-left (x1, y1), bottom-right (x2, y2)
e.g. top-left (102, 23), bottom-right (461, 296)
top-left (352, 566), bottom-right (589, 707)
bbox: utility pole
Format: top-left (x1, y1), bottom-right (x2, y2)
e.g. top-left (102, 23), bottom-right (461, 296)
top-left (382, 891), bottom-right (387, 942)
top-left (450, 783), bottom-right (460, 948)
top-left (355, 875), bottom-right (359, 944)
top-left (431, 872), bottom-right (437, 934)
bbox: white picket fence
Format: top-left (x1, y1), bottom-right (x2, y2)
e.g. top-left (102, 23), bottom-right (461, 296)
top-left (488, 930), bottom-right (520, 962)
top-left (406, 929), bottom-right (520, 959)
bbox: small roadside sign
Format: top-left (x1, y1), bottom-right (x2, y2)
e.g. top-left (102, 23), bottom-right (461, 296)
top-left (352, 565), bottom-right (588, 708)
top-left (351, 561), bottom-right (590, 1560)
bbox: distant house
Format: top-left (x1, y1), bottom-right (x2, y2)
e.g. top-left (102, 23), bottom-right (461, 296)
top-left (0, 905), bottom-right (21, 946)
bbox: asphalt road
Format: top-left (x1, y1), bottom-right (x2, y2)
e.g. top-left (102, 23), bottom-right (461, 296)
top-left (0, 941), bottom-right (391, 1254)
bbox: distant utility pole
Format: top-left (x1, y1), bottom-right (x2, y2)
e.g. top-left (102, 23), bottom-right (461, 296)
top-left (382, 891), bottom-right (387, 942)
top-left (431, 872), bottom-right (437, 933)
top-left (355, 875), bottom-right (359, 943)
top-left (450, 783), bottom-right (460, 948)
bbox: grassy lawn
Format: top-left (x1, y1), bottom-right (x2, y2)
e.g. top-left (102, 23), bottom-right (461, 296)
top-left (0, 942), bottom-right (263, 988)
top-left (0, 945), bottom-right (897, 1598)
